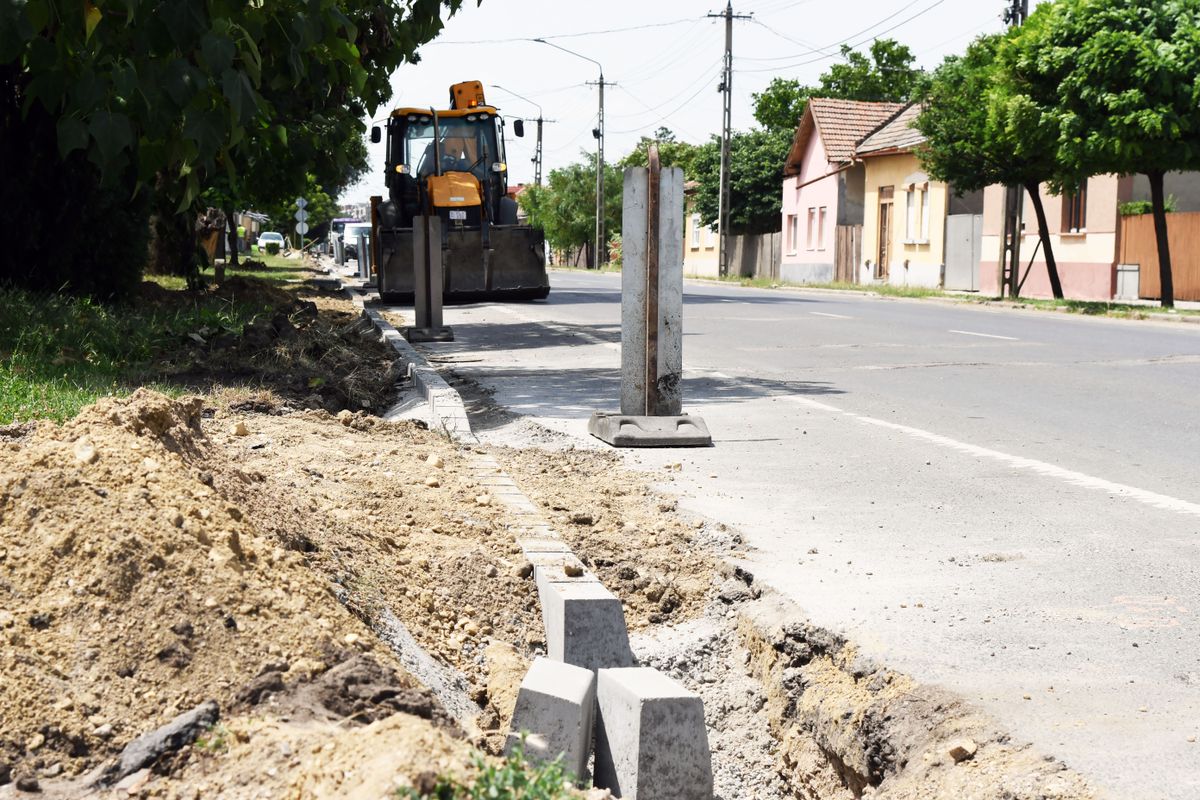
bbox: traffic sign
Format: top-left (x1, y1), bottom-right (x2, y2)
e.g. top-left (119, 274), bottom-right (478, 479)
top-left (294, 208), bottom-right (309, 223)
top-left (295, 197), bottom-right (307, 209)
top-left (295, 221), bottom-right (309, 235)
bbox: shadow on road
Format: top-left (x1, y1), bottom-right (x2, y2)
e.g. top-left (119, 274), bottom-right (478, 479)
top-left (441, 364), bottom-right (844, 433)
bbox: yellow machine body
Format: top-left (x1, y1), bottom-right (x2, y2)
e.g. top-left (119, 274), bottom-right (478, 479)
top-left (427, 173), bottom-right (481, 209)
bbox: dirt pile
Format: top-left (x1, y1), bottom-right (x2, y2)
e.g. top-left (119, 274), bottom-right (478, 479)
top-left (136, 277), bottom-right (400, 412)
top-left (0, 390), bottom-right (434, 788)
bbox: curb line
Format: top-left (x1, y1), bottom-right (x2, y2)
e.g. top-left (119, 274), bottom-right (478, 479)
top-left (342, 286), bottom-right (477, 444)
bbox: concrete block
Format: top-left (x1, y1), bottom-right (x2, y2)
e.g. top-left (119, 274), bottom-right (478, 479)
top-left (593, 668), bottom-right (713, 800)
top-left (505, 657), bottom-right (597, 783)
top-left (518, 537), bottom-right (570, 556)
top-left (538, 581), bottom-right (634, 671)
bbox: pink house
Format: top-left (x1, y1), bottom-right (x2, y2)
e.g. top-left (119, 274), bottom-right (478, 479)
top-left (781, 98), bottom-right (904, 284)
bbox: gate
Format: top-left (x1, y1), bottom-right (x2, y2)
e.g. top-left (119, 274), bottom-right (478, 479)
top-left (944, 213), bottom-right (983, 291)
top-left (834, 225), bottom-right (861, 284)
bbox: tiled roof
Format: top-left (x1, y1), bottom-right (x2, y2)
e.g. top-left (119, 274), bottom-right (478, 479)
top-left (784, 98), bottom-right (905, 175)
top-left (856, 103), bottom-right (926, 156)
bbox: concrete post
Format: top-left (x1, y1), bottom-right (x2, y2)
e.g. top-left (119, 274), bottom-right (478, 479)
top-left (588, 145), bottom-right (711, 447)
top-left (505, 657), bottom-right (596, 784)
top-left (406, 215), bottom-right (453, 342)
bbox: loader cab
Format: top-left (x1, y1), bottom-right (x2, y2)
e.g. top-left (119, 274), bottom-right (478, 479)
top-left (383, 108), bottom-right (512, 229)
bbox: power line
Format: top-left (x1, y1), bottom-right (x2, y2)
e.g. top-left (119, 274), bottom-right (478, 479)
top-left (739, 0), bottom-right (929, 63)
top-left (733, 0), bottom-right (950, 73)
top-left (608, 66), bottom-right (723, 135)
top-left (430, 17), bottom-right (698, 46)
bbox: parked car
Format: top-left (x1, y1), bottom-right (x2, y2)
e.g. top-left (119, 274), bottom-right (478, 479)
top-left (258, 231), bottom-right (286, 252)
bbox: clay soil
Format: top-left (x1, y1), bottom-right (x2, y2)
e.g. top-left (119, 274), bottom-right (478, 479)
top-left (0, 274), bottom-right (715, 797)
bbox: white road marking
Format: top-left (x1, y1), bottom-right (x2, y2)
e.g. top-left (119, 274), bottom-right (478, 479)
top-left (780, 394), bottom-right (1200, 518)
top-left (812, 311), bottom-right (853, 319)
top-left (950, 329), bottom-right (1019, 341)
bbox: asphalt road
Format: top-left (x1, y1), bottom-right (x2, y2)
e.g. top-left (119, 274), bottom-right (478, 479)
top-left (401, 270), bottom-right (1200, 799)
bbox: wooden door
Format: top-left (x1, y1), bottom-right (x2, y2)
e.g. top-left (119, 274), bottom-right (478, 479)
top-left (877, 187), bottom-right (894, 279)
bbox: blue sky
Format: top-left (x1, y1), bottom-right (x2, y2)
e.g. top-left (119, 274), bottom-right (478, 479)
top-left (342, 0), bottom-right (1045, 202)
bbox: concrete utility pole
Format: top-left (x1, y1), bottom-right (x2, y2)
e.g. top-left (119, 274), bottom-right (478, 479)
top-left (708, 2), bottom-right (752, 278)
top-left (535, 39), bottom-right (614, 267)
top-left (998, 0), bottom-right (1030, 298)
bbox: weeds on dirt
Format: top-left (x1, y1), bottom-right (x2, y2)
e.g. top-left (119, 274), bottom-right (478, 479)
top-left (989, 296), bottom-right (1200, 319)
top-left (194, 723), bottom-right (231, 754)
top-left (0, 284), bottom-right (269, 423)
top-left (397, 744), bottom-right (576, 799)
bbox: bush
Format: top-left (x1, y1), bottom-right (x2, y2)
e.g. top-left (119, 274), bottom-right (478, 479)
top-left (265, 243), bottom-right (281, 255)
top-left (1119, 196), bottom-right (1177, 217)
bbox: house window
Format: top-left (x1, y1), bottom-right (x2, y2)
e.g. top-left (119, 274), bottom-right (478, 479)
top-left (817, 207), bottom-right (827, 250)
top-left (807, 208), bottom-right (816, 250)
top-left (920, 185), bottom-right (930, 241)
top-left (706, 224), bottom-right (717, 250)
top-left (905, 188), bottom-right (917, 241)
top-left (1063, 180), bottom-right (1087, 233)
top-left (691, 214), bottom-right (701, 248)
top-left (788, 215), bottom-right (799, 253)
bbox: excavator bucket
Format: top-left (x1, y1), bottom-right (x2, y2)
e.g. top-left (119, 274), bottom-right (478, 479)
top-left (376, 224), bottom-right (550, 304)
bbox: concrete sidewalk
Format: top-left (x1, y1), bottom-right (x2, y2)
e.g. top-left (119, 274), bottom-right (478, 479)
top-left (395, 270), bottom-right (1200, 800)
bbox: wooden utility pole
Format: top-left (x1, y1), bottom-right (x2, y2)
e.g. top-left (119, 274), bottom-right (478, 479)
top-left (709, 2), bottom-right (751, 278)
top-left (998, 0), bottom-right (1030, 298)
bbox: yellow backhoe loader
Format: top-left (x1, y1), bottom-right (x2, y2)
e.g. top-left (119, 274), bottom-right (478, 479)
top-left (369, 81), bottom-right (550, 303)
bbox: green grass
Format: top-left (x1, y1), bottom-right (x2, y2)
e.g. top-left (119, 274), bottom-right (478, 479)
top-left (398, 743), bottom-right (575, 799)
top-left (0, 285), bottom-right (271, 424)
top-left (994, 297), bottom-right (1200, 318)
top-left (149, 253), bottom-right (314, 291)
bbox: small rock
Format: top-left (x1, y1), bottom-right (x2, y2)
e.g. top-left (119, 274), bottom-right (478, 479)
top-left (94, 723), bottom-right (114, 739)
top-left (42, 762), bottom-right (62, 778)
top-left (74, 438), bottom-right (98, 464)
top-left (485, 565), bottom-right (499, 578)
top-left (425, 453), bottom-right (444, 469)
top-left (563, 562), bottom-right (585, 578)
top-left (474, 494), bottom-right (493, 507)
top-left (948, 738), bottom-right (978, 763)
top-left (343, 633), bottom-right (361, 646)
top-left (231, 421), bottom-right (250, 437)
top-left (141, 457), bottom-right (160, 472)
top-left (26, 732), bottom-right (45, 752)
top-left (114, 767), bottom-right (150, 794)
top-left (570, 512), bottom-right (594, 526)
top-left (514, 562), bottom-right (533, 579)
top-left (337, 409), bottom-right (353, 426)
top-left (424, 476), bottom-right (441, 488)
top-left (0, 610), bottom-right (14, 628)
top-left (14, 774), bottom-right (39, 792)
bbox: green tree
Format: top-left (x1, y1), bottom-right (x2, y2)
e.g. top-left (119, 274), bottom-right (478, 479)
top-left (692, 129), bottom-right (793, 235)
top-left (0, 0), bottom-right (466, 293)
top-left (1008, 0), bottom-right (1200, 308)
top-left (751, 77), bottom-right (812, 133)
top-left (618, 128), bottom-right (703, 179)
top-left (917, 33), bottom-right (1066, 299)
top-left (818, 39), bottom-right (927, 103)
top-left (522, 154), bottom-right (621, 266)
top-left (261, 175), bottom-right (339, 248)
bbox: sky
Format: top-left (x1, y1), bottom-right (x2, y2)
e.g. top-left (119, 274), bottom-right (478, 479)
top-left (341, 0), bottom-right (1047, 204)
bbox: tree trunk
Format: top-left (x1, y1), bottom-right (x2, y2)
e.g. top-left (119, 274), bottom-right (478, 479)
top-left (1024, 182), bottom-right (1064, 300)
top-left (147, 175), bottom-right (198, 283)
top-left (1148, 170), bottom-right (1175, 308)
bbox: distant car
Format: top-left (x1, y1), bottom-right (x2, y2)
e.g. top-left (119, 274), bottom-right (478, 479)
top-left (342, 223), bottom-right (371, 260)
top-left (258, 231), bottom-right (286, 251)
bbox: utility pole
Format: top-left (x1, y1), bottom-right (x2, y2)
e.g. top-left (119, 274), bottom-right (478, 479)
top-left (708, 2), bottom-right (752, 278)
top-left (998, 0), bottom-right (1029, 298)
top-left (536, 39), bottom-right (612, 267)
top-left (492, 84), bottom-right (556, 186)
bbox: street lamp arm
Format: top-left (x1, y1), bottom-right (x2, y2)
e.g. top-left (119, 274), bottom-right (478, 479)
top-left (533, 38), bottom-right (604, 76)
top-left (492, 84), bottom-right (543, 119)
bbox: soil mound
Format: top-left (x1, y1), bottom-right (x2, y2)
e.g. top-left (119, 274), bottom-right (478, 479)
top-left (0, 390), bottom-right (408, 784)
